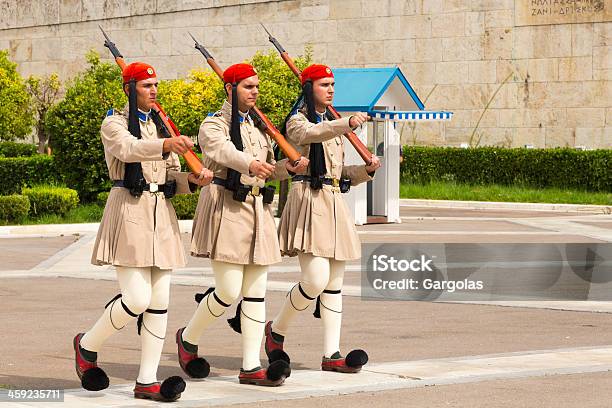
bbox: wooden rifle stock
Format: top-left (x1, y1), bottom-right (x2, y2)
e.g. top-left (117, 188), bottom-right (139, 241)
top-left (261, 24), bottom-right (373, 165)
top-left (99, 26), bottom-right (203, 174)
top-left (189, 32), bottom-right (301, 165)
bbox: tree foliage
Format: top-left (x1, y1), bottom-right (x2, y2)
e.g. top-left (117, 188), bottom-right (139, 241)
top-left (26, 73), bottom-right (61, 153)
top-left (248, 47), bottom-right (313, 128)
top-left (46, 50), bottom-right (125, 201)
top-left (157, 69), bottom-right (225, 138)
top-left (0, 50), bottom-right (34, 141)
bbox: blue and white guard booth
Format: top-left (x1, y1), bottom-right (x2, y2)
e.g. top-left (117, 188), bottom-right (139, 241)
top-left (332, 67), bottom-right (453, 225)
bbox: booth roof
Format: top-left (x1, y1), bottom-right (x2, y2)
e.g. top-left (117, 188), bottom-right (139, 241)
top-left (331, 67), bottom-right (425, 112)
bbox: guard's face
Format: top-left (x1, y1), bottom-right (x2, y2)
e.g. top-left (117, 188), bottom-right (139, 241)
top-left (313, 77), bottom-right (334, 107)
top-left (125, 77), bottom-right (158, 111)
top-left (137, 77), bottom-right (158, 110)
top-left (227, 75), bottom-right (260, 111)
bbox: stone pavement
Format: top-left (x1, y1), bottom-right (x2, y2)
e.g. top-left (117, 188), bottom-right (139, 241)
top-left (1, 200), bottom-right (611, 407)
top-left (22, 346), bottom-right (612, 407)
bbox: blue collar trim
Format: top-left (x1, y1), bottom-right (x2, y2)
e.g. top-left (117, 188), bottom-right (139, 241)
top-left (138, 110), bottom-right (151, 122)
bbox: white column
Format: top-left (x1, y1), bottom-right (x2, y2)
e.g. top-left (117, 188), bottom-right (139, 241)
top-left (386, 121), bottom-right (401, 223)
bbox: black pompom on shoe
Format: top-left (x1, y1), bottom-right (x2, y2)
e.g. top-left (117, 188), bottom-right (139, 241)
top-left (266, 360), bottom-right (291, 382)
top-left (81, 367), bottom-right (110, 391)
top-left (186, 358), bottom-right (210, 379)
top-left (345, 349), bottom-right (369, 368)
top-left (267, 349), bottom-right (291, 365)
top-left (159, 376), bottom-right (186, 401)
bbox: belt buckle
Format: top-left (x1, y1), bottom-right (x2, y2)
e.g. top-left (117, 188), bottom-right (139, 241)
top-left (149, 183), bottom-right (158, 193)
top-left (332, 178), bottom-right (340, 187)
top-left (250, 185), bottom-right (260, 196)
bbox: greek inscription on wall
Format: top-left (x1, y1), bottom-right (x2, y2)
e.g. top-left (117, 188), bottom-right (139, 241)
top-left (515, 0), bottom-right (611, 26)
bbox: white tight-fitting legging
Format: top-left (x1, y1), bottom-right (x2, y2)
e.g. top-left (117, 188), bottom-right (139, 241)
top-left (182, 260), bottom-right (268, 371)
top-left (271, 252), bottom-right (345, 358)
top-left (80, 266), bottom-right (172, 384)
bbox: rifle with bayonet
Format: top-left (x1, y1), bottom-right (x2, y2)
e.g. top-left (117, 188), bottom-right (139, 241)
top-left (188, 32), bottom-right (301, 165)
top-left (99, 26), bottom-right (203, 174)
top-left (261, 24), bottom-right (373, 165)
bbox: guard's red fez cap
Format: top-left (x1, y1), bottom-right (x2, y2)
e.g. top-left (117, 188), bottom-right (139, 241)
top-left (122, 62), bottom-right (156, 84)
top-left (301, 64), bottom-right (333, 85)
top-left (223, 63), bottom-right (258, 84)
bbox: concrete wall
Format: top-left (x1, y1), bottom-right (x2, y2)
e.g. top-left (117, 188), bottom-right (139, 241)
top-left (0, 0), bottom-right (610, 148)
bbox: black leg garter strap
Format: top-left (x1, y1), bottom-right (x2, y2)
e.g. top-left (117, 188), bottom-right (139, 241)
top-left (104, 294), bottom-right (138, 330)
top-left (137, 308), bottom-right (168, 339)
top-left (287, 283), bottom-right (316, 312)
top-left (195, 287), bottom-right (232, 318)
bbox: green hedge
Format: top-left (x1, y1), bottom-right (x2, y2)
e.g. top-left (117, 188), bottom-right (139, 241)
top-left (98, 190), bottom-right (198, 219)
top-left (97, 191), bottom-right (110, 206)
top-left (0, 155), bottom-right (61, 195)
top-left (0, 195), bottom-right (30, 223)
top-left (22, 186), bottom-right (79, 216)
top-left (401, 147), bottom-right (612, 192)
top-left (0, 142), bottom-right (37, 157)
top-left (171, 192), bottom-right (200, 219)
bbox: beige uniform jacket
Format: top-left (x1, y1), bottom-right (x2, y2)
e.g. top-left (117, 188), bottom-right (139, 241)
top-left (278, 111), bottom-right (373, 261)
top-left (190, 101), bottom-right (289, 265)
top-left (91, 107), bottom-right (193, 269)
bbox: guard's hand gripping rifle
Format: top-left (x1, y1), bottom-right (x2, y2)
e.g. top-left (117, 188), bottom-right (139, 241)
top-left (188, 32), bottom-right (301, 165)
top-left (261, 24), bottom-right (373, 166)
top-left (99, 26), bottom-right (203, 174)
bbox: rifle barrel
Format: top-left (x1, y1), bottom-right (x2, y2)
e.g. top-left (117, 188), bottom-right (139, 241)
top-left (259, 25), bottom-right (372, 165)
top-left (189, 32), bottom-right (301, 164)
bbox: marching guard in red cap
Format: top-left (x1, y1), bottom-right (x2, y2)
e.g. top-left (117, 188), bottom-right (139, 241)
top-left (266, 64), bottom-right (381, 373)
top-left (74, 62), bottom-right (213, 402)
top-left (175, 63), bottom-right (308, 386)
